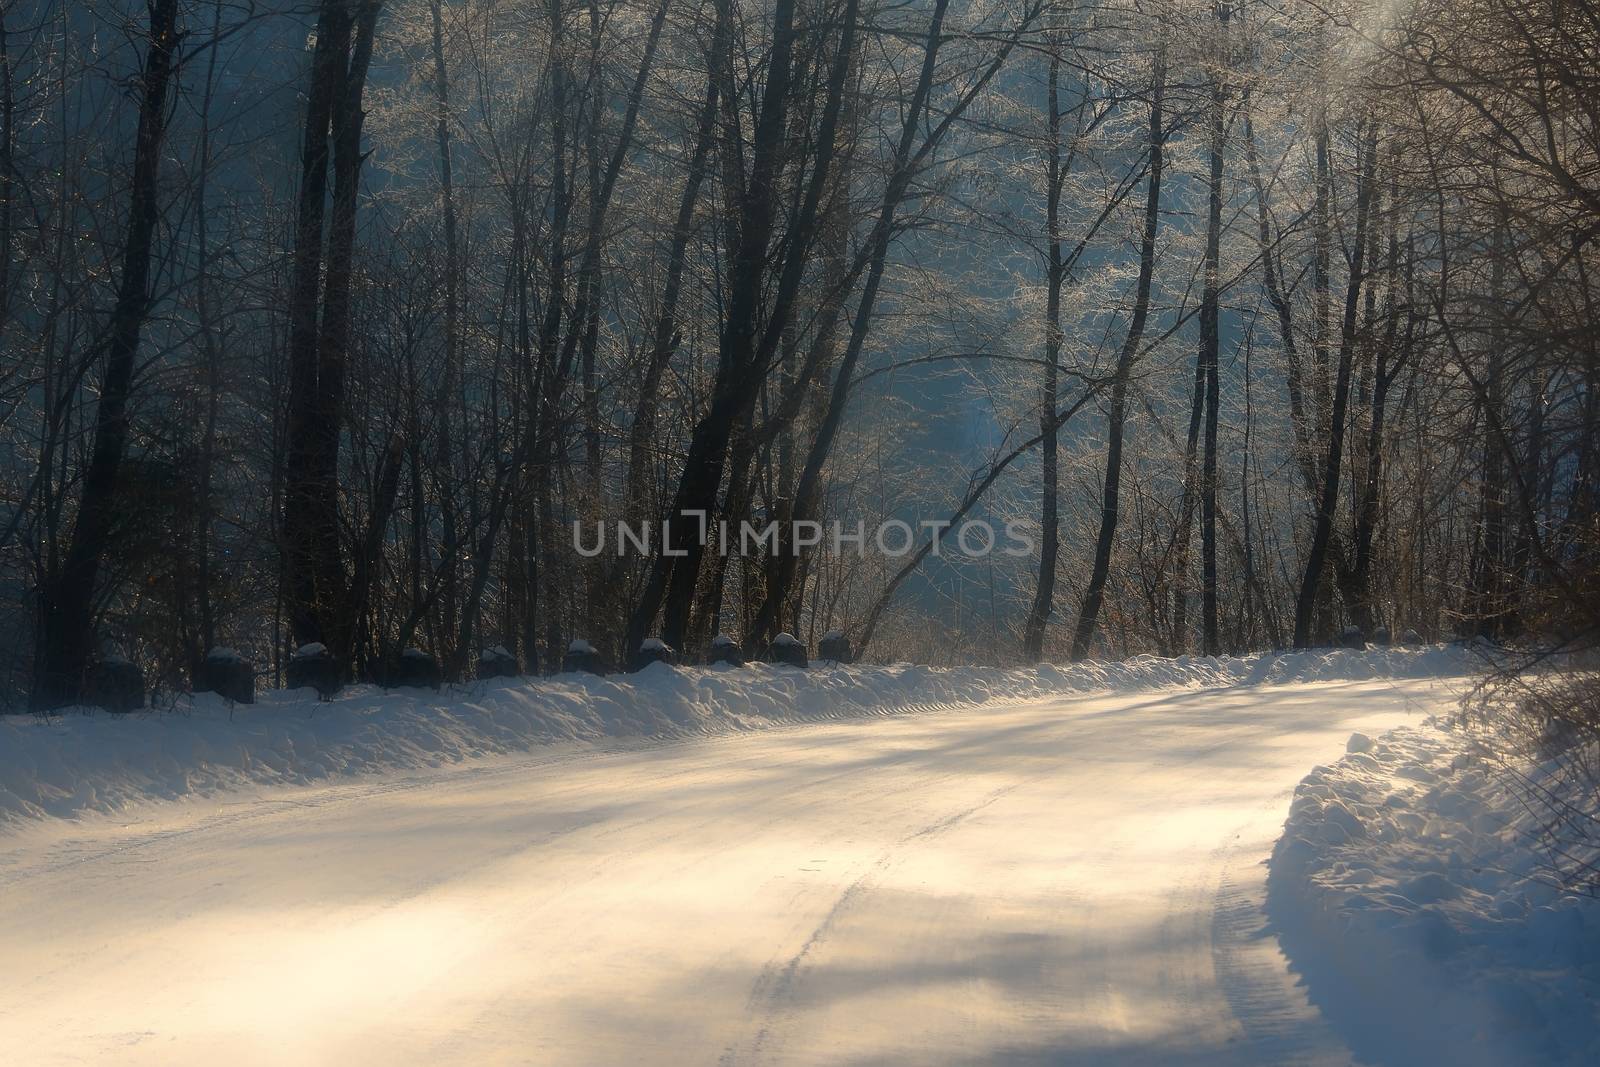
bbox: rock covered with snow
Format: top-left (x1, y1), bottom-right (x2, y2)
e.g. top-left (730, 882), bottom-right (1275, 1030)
top-left (562, 639), bottom-right (605, 675)
top-left (818, 629), bottom-right (852, 664)
top-left (285, 643), bottom-right (341, 698)
top-left (1268, 720), bottom-right (1600, 1066)
top-left (633, 638), bottom-right (675, 671)
top-left (90, 657), bottom-right (144, 714)
top-left (390, 648), bottom-right (442, 691)
top-left (478, 645), bottom-right (518, 680)
top-left (769, 632), bottom-right (808, 668)
top-left (707, 634), bottom-right (743, 667)
top-left (197, 648), bottom-right (254, 705)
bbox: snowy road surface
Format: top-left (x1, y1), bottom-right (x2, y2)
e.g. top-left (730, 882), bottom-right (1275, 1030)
top-left (0, 676), bottom-right (1455, 1065)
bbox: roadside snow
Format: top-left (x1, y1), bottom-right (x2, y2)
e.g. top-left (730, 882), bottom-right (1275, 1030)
top-left (3, 677), bottom-right (1455, 1066)
top-left (1269, 720), bottom-right (1600, 1066)
top-left (1, 644), bottom-right (1469, 827)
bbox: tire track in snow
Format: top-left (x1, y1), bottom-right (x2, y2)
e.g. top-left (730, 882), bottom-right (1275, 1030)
top-left (1207, 815), bottom-right (1355, 1066)
top-left (727, 783), bottom-right (1020, 1066)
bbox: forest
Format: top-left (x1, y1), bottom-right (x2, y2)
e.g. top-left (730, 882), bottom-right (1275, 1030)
top-left (0, 0), bottom-right (1595, 709)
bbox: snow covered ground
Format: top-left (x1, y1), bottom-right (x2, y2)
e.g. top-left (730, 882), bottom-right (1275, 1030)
top-left (1269, 719), bottom-right (1600, 1067)
top-left (0, 653), bottom-right (1479, 1066)
top-left (0, 645), bottom-right (1468, 826)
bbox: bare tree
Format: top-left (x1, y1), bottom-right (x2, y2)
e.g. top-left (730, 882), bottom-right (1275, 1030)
top-left (1072, 45), bottom-right (1167, 663)
top-left (32, 0), bottom-right (181, 709)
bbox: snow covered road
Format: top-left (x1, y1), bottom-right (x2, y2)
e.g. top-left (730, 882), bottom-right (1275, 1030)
top-left (0, 676), bottom-right (1456, 1065)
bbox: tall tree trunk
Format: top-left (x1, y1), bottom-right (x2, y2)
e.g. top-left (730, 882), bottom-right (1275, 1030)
top-left (1022, 36), bottom-right (1065, 662)
top-left (314, 0), bottom-right (381, 661)
top-left (32, 0), bottom-right (180, 709)
top-left (1561, 253), bottom-right (1599, 561)
top-left (624, 0), bottom-right (806, 653)
top-left (1313, 110), bottom-right (1332, 439)
top-left (0, 5), bottom-right (14, 338)
top-left (1293, 122), bottom-right (1379, 648)
top-left (194, 0), bottom-right (228, 663)
top-left (1070, 49), bottom-right (1166, 662)
top-left (624, 1), bottom-right (726, 517)
top-left (1308, 107), bottom-right (1335, 642)
top-left (565, 0), bottom-right (671, 485)
top-left (1238, 331), bottom-right (1277, 648)
top-left (1242, 98), bottom-right (1316, 496)
top-left (1199, 4), bottom-right (1229, 656)
top-left (280, 0), bottom-right (382, 662)
top-left (579, 0), bottom-right (605, 490)
top-left (281, 0), bottom-right (353, 651)
top-left (1170, 315), bottom-right (1205, 649)
top-left (1344, 222), bottom-right (1402, 637)
top-left (1470, 218), bottom-right (1511, 638)
top-left (429, 0), bottom-right (462, 669)
top-left (513, 0), bottom-right (573, 667)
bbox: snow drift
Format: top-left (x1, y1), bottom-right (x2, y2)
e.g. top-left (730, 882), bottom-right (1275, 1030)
top-left (1269, 721), bottom-right (1600, 1067)
top-left (1, 644), bottom-right (1469, 826)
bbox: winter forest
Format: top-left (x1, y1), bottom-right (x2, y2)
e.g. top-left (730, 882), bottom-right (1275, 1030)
top-left (0, 0), bottom-right (1596, 709)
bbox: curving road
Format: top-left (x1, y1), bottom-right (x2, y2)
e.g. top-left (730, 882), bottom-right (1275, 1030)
top-left (0, 677), bottom-right (1454, 1065)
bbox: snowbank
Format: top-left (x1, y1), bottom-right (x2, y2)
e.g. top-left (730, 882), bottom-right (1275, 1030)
top-left (1268, 721), bottom-right (1600, 1066)
top-left (1, 644), bottom-right (1469, 827)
